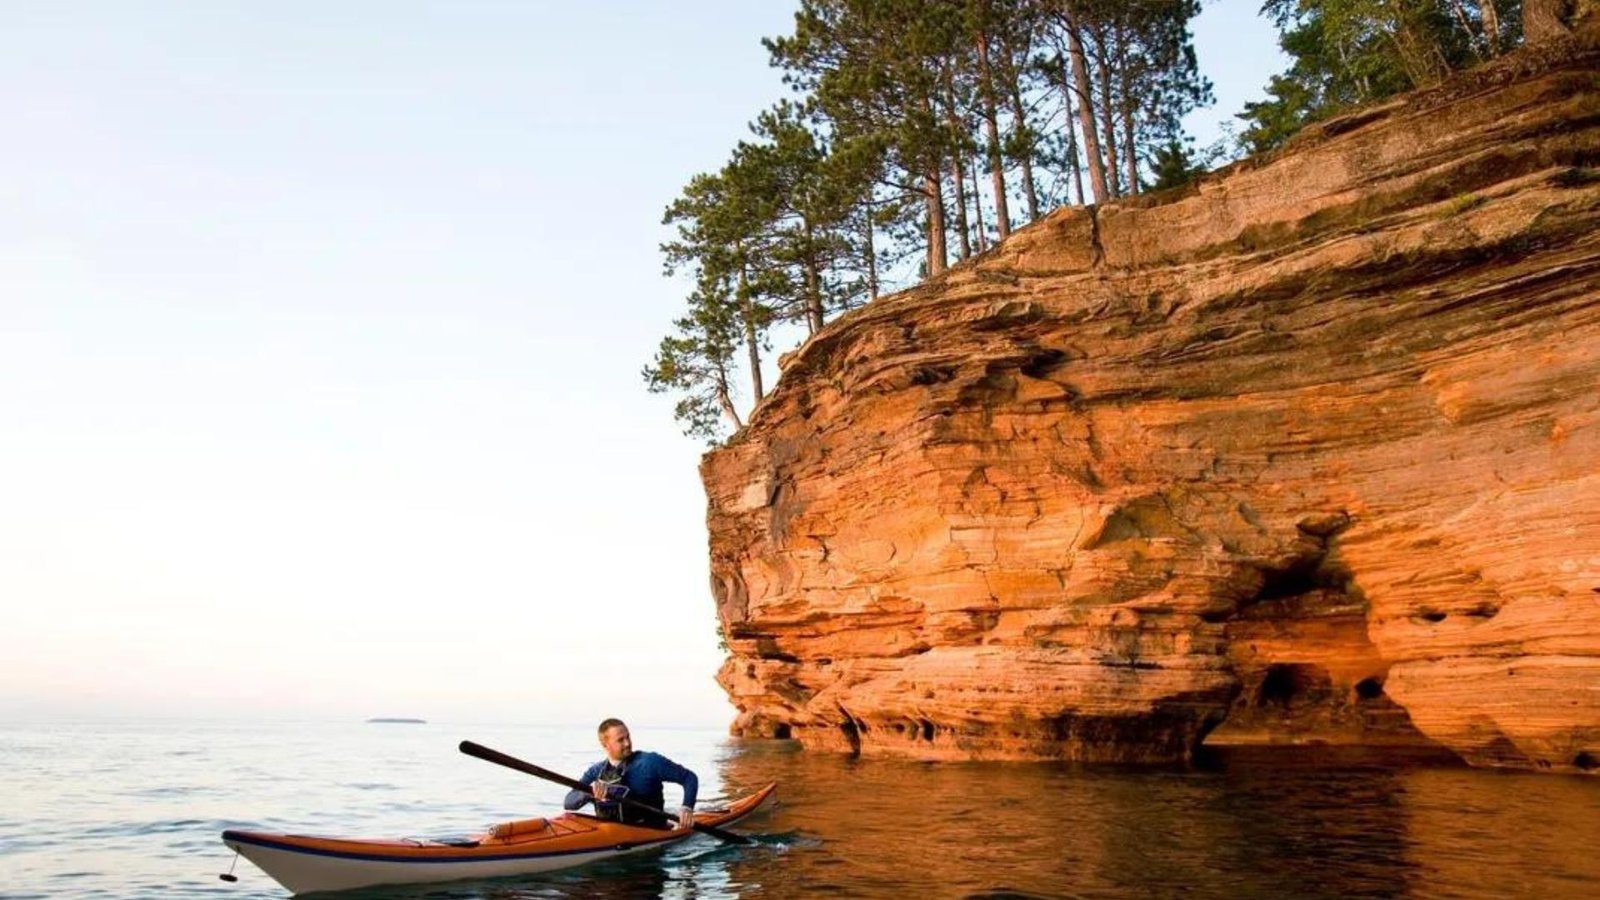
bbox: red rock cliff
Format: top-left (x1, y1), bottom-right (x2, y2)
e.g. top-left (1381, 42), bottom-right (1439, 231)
top-left (703, 35), bottom-right (1600, 773)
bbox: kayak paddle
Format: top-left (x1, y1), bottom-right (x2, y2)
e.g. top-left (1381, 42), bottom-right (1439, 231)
top-left (458, 740), bottom-right (754, 846)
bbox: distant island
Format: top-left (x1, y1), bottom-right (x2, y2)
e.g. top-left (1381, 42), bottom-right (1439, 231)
top-left (366, 717), bottom-right (426, 724)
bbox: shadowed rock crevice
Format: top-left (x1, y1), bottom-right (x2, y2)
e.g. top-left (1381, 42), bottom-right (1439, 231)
top-left (1257, 663), bottom-right (1332, 708)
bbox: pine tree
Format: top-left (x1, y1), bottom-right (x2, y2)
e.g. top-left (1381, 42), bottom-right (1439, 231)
top-left (968, 0), bottom-right (1015, 238)
top-left (767, 0), bottom-right (967, 277)
top-left (642, 284), bottom-right (745, 443)
top-left (662, 167), bottom-right (776, 409)
top-left (1146, 137), bottom-right (1204, 191)
top-left (744, 101), bottom-right (873, 334)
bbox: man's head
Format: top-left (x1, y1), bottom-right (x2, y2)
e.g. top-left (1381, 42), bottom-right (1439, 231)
top-left (597, 718), bottom-right (632, 762)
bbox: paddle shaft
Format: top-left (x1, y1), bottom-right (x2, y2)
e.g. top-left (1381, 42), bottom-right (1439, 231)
top-left (458, 740), bottom-right (752, 845)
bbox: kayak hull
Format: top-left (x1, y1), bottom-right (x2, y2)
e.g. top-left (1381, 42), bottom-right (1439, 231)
top-left (222, 783), bottom-right (775, 895)
top-left (224, 836), bottom-right (678, 894)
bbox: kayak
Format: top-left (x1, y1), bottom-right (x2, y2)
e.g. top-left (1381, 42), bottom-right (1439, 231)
top-left (221, 783), bottom-right (775, 895)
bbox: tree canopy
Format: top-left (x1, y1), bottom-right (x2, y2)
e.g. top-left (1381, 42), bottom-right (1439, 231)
top-left (649, 0), bottom-right (1539, 444)
top-left (650, 0), bottom-right (1217, 443)
top-left (1238, 1), bottom-right (1524, 154)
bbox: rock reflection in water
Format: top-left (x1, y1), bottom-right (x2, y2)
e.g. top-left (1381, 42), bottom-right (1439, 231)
top-left (704, 740), bottom-right (1600, 900)
top-left (333, 740), bottom-right (1600, 899)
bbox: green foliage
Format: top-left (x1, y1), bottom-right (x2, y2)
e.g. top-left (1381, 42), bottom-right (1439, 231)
top-left (1113, 1), bottom-right (1215, 153)
top-left (1238, 71), bottom-right (1321, 154)
top-left (1146, 138), bottom-right (1204, 192)
top-left (745, 101), bottom-right (875, 327)
top-left (647, 0), bottom-right (1546, 442)
top-left (1238, 0), bottom-right (1524, 154)
top-left (642, 286), bottom-right (743, 444)
top-left (655, 165), bottom-right (779, 442)
top-left (648, 0), bottom-right (1220, 441)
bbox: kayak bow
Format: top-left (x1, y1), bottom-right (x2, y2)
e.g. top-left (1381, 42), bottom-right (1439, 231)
top-left (220, 783), bottom-right (775, 895)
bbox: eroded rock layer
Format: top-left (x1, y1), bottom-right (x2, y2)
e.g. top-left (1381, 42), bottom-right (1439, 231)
top-left (704, 36), bottom-right (1600, 772)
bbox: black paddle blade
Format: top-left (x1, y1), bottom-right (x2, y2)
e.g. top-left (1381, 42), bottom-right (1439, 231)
top-left (457, 740), bottom-right (753, 845)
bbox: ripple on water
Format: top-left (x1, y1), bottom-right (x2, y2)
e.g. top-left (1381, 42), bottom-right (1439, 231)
top-left (0, 836), bottom-right (55, 855)
top-left (73, 818), bottom-right (234, 840)
top-left (7, 722), bottom-right (1600, 899)
top-left (122, 784), bottom-right (224, 799)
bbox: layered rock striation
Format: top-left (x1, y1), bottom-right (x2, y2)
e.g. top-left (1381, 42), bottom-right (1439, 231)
top-left (704, 35), bottom-right (1600, 773)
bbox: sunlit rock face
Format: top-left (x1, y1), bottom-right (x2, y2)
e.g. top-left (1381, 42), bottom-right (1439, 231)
top-left (703, 34), bottom-right (1600, 773)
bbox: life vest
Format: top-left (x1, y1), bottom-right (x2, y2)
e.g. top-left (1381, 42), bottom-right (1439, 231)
top-left (593, 756), bottom-right (669, 828)
top-left (593, 760), bottom-right (632, 822)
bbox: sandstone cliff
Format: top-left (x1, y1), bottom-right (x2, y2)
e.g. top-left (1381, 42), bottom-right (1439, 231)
top-left (703, 33), bottom-right (1600, 773)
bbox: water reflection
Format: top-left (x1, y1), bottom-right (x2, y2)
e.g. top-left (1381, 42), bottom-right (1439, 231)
top-left (1400, 768), bottom-right (1600, 897)
top-left (705, 740), bottom-right (1599, 900)
top-left (13, 722), bottom-right (1599, 899)
top-left (165, 734), bottom-right (1600, 900)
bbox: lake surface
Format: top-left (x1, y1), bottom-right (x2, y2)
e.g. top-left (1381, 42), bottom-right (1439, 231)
top-left (2, 719), bottom-right (1598, 898)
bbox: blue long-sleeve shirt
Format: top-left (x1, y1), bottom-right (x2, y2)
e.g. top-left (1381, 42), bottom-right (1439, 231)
top-left (562, 751), bottom-right (699, 824)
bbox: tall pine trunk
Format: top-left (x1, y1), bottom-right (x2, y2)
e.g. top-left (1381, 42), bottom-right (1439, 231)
top-left (1062, 16), bottom-right (1108, 204)
top-left (950, 153), bottom-right (972, 258)
top-left (802, 219), bottom-right (824, 332)
top-left (1009, 79), bottom-right (1040, 221)
top-left (1117, 31), bottom-right (1138, 196)
top-left (970, 155), bottom-right (987, 253)
top-left (920, 93), bottom-right (949, 276)
top-left (943, 70), bottom-right (972, 260)
top-left (736, 252), bottom-right (763, 401)
top-left (976, 32), bottom-right (1011, 240)
top-left (1383, 7), bottom-right (1449, 86)
top-left (924, 169), bottom-right (948, 276)
top-left (1122, 104), bottom-right (1139, 196)
top-left (1057, 52), bottom-right (1086, 206)
top-left (1000, 31), bottom-right (1039, 222)
top-left (1445, 0), bottom-right (1487, 60)
top-left (716, 365), bottom-right (744, 431)
top-left (743, 306), bottom-right (762, 403)
top-left (863, 195), bottom-right (879, 300)
top-left (1479, 1), bottom-right (1502, 55)
top-left (1092, 24), bottom-right (1120, 198)
top-left (1067, 115), bottom-right (1085, 206)
top-left (1332, 36), bottom-right (1373, 101)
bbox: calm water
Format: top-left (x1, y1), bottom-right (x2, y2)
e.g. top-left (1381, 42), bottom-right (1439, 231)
top-left (2, 720), bottom-right (1598, 899)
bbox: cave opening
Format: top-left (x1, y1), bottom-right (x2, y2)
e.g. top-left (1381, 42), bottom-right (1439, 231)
top-left (1256, 559), bottom-right (1325, 603)
top-left (1257, 663), bottom-right (1334, 709)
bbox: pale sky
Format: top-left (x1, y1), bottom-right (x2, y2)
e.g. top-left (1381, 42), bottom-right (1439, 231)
top-left (0, 1), bottom-right (1282, 727)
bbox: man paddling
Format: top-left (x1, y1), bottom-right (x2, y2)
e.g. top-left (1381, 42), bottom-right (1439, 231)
top-left (563, 718), bottom-right (698, 830)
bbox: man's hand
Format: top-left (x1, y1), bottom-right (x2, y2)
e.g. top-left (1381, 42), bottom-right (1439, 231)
top-left (591, 780), bottom-right (607, 800)
top-left (678, 806), bottom-right (694, 830)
